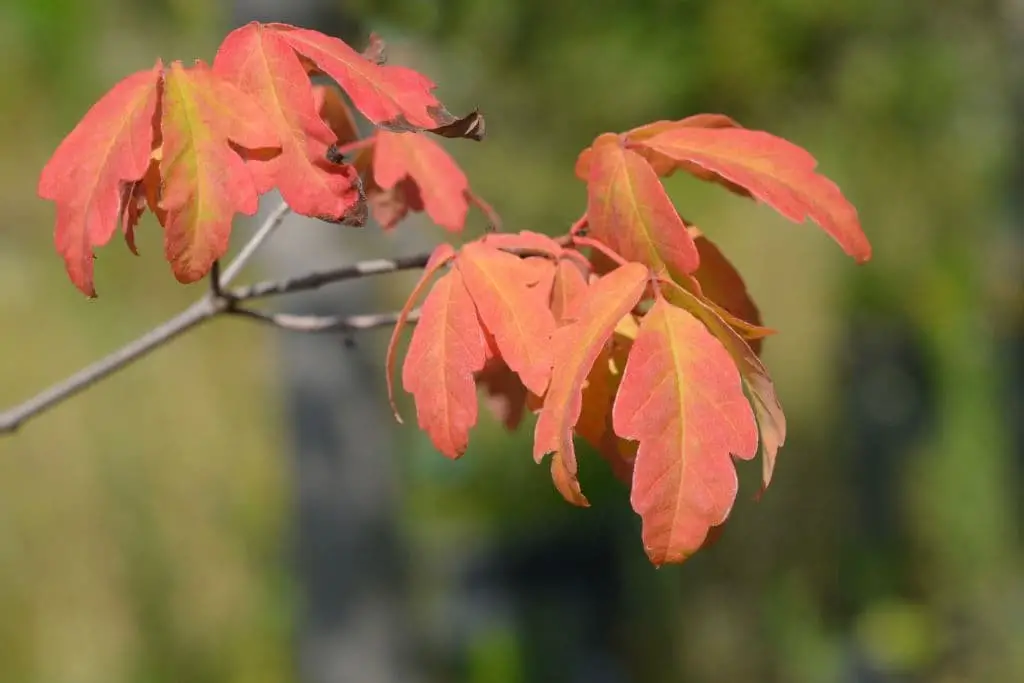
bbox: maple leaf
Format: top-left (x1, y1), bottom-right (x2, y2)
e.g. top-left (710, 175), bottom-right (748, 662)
top-left (621, 115), bottom-right (753, 197)
top-left (402, 268), bottom-right (488, 458)
top-left (213, 23), bottom-right (363, 225)
top-left (456, 242), bottom-right (557, 396)
top-left (613, 297), bottom-right (759, 566)
top-left (370, 131), bottom-right (470, 231)
top-left (386, 243), bottom-right (457, 418)
top-left (662, 281), bottom-right (786, 490)
top-left (158, 60), bottom-right (280, 282)
top-left (586, 133), bottom-right (699, 282)
top-left (630, 125), bottom-right (871, 262)
top-left (37, 61), bottom-right (163, 297)
top-left (266, 23), bottom-right (479, 136)
top-left (577, 114), bottom-right (749, 197)
top-left (534, 262), bottom-right (649, 503)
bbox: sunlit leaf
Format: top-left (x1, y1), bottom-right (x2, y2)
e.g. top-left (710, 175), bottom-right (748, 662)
top-left (386, 243), bottom-right (457, 418)
top-left (158, 60), bottom-right (280, 282)
top-left (457, 242), bottom-right (557, 396)
top-left (38, 61), bottom-right (163, 296)
top-left (213, 23), bottom-right (363, 224)
top-left (632, 126), bottom-right (871, 261)
top-left (613, 297), bottom-right (759, 565)
top-left (534, 263), bottom-right (649, 503)
top-left (662, 281), bottom-right (786, 489)
top-left (586, 133), bottom-right (699, 281)
top-left (371, 131), bottom-right (469, 231)
top-left (402, 268), bottom-right (488, 458)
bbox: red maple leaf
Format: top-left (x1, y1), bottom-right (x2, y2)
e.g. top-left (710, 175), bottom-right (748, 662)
top-left (534, 262), bottom-right (649, 501)
top-left (456, 242), bottom-right (557, 396)
top-left (158, 60), bottom-right (280, 282)
top-left (402, 267), bottom-right (488, 458)
top-left (367, 131), bottom-right (470, 231)
top-left (613, 296), bottom-right (759, 565)
top-left (37, 61), bottom-right (163, 297)
top-left (213, 23), bottom-right (363, 224)
top-left (585, 133), bottom-right (699, 281)
top-left (266, 23), bottom-right (461, 132)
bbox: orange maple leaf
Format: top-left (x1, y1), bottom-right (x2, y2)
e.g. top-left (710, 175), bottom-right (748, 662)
top-left (158, 60), bottom-right (280, 283)
top-left (213, 23), bottom-right (364, 224)
top-left (402, 268), bottom-right (488, 458)
top-left (577, 114), bottom-right (749, 198)
top-left (37, 61), bottom-right (163, 297)
top-left (456, 242), bottom-right (557, 396)
top-left (663, 281), bottom-right (786, 490)
top-left (386, 243), bottom-right (458, 419)
top-left (613, 297), bottom-right (759, 566)
top-left (267, 23), bottom-right (462, 133)
top-left (534, 262), bottom-right (649, 501)
top-left (586, 133), bottom-right (700, 281)
top-left (630, 124), bottom-right (871, 262)
top-left (368, 131), bottom-right (470, 231)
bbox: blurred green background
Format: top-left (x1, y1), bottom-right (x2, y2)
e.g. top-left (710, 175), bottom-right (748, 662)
top-left (0, 0), bottom-right (1021, 682)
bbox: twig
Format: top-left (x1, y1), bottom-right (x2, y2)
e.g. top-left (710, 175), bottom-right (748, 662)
top-left (0, 200), bottom-right (581, 436)
top-left (0, 201), bottom-right (433, 436)
top-left (0, 297), bottom-right (222, 434)
top-left (219, 201), bottom-right (291, 287)
top-left (229, 253), bottom-right (434, 301)
top-left (228, 307), bottom-right (420, 333)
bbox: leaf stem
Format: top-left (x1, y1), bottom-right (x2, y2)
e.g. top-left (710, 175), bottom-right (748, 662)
top-left (219, 201), bottom-right (291, 287)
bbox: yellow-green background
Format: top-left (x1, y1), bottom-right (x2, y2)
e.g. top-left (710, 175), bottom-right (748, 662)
top-left (1, 1), bottom-right (1020, 682)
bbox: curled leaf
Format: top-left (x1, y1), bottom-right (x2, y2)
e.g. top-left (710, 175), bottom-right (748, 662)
top-left (631, 126), bottom-right (871, 262)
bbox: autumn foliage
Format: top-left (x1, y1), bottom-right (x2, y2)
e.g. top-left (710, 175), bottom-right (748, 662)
top-left (37, 22), bottom-right (870, 566)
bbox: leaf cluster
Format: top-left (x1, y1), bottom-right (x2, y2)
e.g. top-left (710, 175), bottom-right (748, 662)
top-left (37, 23), bottom-right (870, 565)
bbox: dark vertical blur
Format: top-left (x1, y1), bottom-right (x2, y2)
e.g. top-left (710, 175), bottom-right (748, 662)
top-left (227, 2), bottom-right (420, 682)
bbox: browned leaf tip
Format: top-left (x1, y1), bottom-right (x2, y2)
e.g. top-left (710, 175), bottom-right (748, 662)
top-left (428, 108), bottom-right (486, 141)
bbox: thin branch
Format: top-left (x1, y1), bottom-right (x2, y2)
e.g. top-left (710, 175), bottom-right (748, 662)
top-left (0, 198), bottom-right (581, 436)
top-left (0, 297), bottom-right (222, 434)
top-left (228, 307), bottom-right (420, 333)
top-left (0, 199), bottom-right (431, 436)
top-left (219, 201), bottom-right (291, 287)
top-left (229, 253), bottom-right (434, 302)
